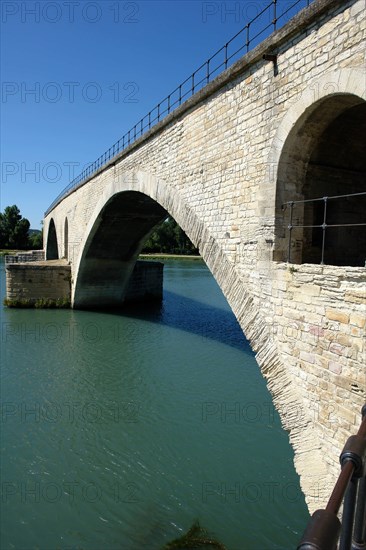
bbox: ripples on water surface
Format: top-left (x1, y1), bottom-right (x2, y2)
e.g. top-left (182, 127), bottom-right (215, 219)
top-left (0, 259), bottom-right (309, 549)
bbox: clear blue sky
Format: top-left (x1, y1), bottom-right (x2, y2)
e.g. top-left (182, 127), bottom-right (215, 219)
top-left (1, 0), bottom-right (308, 228)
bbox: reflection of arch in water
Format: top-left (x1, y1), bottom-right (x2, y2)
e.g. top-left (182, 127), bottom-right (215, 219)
top-left (272, 70), bottom-right (366, 266)
top-left (46, 218), bottom-right (59, 260)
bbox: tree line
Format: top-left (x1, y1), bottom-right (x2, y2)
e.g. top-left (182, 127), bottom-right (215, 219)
top-left (142, 216), bottom-right (198, 255)
top-left (0, 205), bottom-right (42, 250)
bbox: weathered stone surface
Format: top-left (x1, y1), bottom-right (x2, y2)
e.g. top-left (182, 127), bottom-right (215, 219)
top-left (6, 261), bottom-right (71, 302)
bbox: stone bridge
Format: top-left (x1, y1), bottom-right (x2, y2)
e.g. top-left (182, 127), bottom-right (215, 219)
top-left (42, 0), bottom-right (365, 512)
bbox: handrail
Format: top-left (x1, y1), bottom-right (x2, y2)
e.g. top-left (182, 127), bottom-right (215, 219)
top-left (282, 191), bottom-right (366, 264)
top-left (297, 404), bottom-right (366, 550)
top-left (45, 0), bottom-right (314, 216)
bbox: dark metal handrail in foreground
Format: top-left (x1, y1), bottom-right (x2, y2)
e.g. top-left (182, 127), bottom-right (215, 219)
top-left (297, 404), bottom-right (366, 550)
top-left (282, 191), bottom-right (366, 264)
top-left (45, 0), bottom-right (314, 217)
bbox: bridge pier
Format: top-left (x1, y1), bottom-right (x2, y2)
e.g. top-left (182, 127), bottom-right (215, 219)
top-left (73, 258), bottom-right (136, 309)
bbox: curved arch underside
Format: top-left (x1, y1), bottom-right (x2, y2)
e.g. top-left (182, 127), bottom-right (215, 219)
top-left (274, 94), bottom-right (366, 265)
top-left (74, 191), bottom-right (167, 308)
top-left (46, 218), bottom-right (59, 260)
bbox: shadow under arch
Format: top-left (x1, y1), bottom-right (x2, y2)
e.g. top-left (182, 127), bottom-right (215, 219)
top-left (46, 218), bottom-right (59, 260)
top-left (274, 93), bottom-right (366, 265)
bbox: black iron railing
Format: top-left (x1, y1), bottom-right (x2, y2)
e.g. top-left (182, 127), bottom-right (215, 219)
top-left (297, 404), bottom-right (366, 550)
top-left (45, 0), bottom-right (314, 216)
top-left (282, 191), bottom-right (366, 264)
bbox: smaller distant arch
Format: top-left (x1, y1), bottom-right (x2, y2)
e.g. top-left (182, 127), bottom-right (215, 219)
top-left (64, 217), bottom-right (69, 259)
top-left (46, 218), bottom-right (59, 260)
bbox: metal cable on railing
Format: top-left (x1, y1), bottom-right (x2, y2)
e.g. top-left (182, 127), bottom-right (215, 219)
top-left (45, 0), bottom-right (314, 216)
top-left (282, 191), bottom-right (366, 265)
top-left (297, 404), bottom-right (366, 550)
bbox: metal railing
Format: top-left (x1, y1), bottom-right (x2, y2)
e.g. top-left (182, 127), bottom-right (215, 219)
top-left (45, 0), bottom-right (314, 216)
top-left (282, 191), bottom-right (366, 264)
top-left (297, 404), bottom-right (366, 550)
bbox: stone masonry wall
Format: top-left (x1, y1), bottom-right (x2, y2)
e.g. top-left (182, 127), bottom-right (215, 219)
top-left (6, 262), bottom-right (71, 303)
top-left (271, 263), bottom-right (365, 492)
top-left (43, 0), bottom-right (366, 511)
top-left (5, 260), bottom-right (164, 307)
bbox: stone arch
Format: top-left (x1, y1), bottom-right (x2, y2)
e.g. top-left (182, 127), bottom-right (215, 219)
top-left (64, 217), bottom-right (69, 259)
top-left (73, 171), bottom-right (216, 309)
top-left (72, 171), bottom-right (330, 510)
top-left (46, 218), bottom-right (59, 260)
top-left (271, 68), bottom-right (366, 265)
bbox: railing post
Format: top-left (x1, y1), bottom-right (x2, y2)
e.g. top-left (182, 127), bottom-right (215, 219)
top-left (352, 476), bottom-right (366, 548)
top-left (287, 201), bottom-right (294, 263)
top-left (339, 478), bottom-right (358, 550)
top-left (321, 197), bottom-right (328, 265)
top-left (273, 0), bottom-right (277, 31)
top-left (352, 404), bottom-right (366, 548)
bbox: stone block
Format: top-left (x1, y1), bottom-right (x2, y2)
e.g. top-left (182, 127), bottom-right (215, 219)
top-left (326, 310), bottom-right (350, 324)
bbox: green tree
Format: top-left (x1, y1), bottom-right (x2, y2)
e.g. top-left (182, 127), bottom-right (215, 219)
top-left (0, 205), bottom-right (30, 249)
top-left (29, 230), bottom-right (43, 249)
top-left (142, 216), bottom-right (198, 255)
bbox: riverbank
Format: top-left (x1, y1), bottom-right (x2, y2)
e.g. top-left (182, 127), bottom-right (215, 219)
top-left (0, 251), bottom-right (202, 260)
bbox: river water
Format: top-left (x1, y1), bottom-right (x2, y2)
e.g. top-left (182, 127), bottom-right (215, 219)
top-left (0, 258), bottom-right (309, 549)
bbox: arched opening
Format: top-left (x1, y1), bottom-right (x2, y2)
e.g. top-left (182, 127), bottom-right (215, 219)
top-left (274, 94), bottom-right (366, 266)
top-left (74, 191), bottom-right (167, 308)
top-left (64, 218), bottom-right (69, 259)
top-left (72, 177), bottom-right (325, 513)
top-left (46, 218), bottom-right (59, 260)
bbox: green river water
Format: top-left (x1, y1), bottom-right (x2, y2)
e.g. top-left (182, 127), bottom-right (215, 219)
top-left (0, 258), bottom-right (309, 549)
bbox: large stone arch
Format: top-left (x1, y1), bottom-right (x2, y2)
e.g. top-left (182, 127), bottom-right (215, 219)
top-left (45, 218), bottom-right (59, 260)
top-left (270, 68), bottom-right (366, 265)
top-left (72, 170), bottom-right (330, 511)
